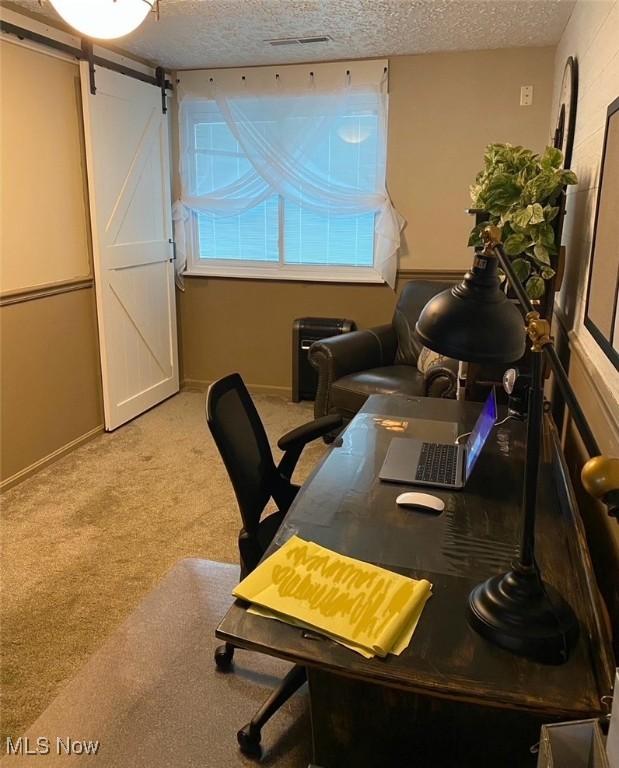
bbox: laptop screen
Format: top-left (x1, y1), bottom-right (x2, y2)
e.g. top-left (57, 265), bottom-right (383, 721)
top-left (465, 388), bottom-right (497, 479)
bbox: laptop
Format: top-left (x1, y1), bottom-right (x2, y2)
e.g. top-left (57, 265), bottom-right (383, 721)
top-left (379, 388), bottom-right (498, 489)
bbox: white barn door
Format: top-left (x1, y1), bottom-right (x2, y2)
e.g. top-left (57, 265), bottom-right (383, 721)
top-left (80, 64), bottom-right (178, 430)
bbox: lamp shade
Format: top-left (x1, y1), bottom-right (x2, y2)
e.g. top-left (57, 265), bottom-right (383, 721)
top-left (416, 251), bottom-right (526, 364)
top-left (49, 0), bottom-right (151, 40)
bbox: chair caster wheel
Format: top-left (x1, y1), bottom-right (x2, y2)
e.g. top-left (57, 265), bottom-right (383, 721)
top-left (237, 723), bottom-right (262, 759)
top-left (214, 643), bottom-right (234, 671)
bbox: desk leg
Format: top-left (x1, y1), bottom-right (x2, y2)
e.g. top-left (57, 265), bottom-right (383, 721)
top-left (307, 668), bottom-right (544, 768)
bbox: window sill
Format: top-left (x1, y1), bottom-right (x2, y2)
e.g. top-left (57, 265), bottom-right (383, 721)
top-left (183, 264), bottom-right (385, 284)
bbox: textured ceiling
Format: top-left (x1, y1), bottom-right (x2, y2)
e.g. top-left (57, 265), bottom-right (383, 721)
top-left (7, 0), bottom-right (576, 70)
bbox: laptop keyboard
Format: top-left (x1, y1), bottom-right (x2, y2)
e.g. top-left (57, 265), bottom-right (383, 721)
top-left (415, 442), bottom-right (459, 485)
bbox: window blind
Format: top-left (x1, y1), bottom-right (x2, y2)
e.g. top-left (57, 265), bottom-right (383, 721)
top-left (193, 104), bottom-right (380, 267)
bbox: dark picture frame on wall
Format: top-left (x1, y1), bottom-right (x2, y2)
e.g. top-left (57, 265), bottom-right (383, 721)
top-left (583, 95), bottom-right (619, 372)
top-left (553, 56), bottom-right (578, 169)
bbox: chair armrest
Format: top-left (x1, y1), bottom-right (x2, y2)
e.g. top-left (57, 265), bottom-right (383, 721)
top-left (308, 325), bottom-right (397, 418)
top-left (423, 357), bottom-right (459, 399)
top-left (308, 325), bottom-right (396, 381)
top-left (278, 414), bottom-right (343, 453)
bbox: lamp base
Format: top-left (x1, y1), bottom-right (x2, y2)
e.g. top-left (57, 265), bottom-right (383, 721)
top-left (467, 565), bottom-right (579, 665)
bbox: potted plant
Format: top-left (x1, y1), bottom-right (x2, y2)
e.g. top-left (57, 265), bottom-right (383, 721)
top-left (468, 143), bottom-right (578, 300)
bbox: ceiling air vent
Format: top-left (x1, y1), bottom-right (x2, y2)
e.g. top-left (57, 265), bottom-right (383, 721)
top-left (298, 36), bottom-right (331, 44)
top-left (266, 35), bottom-right (332, 46)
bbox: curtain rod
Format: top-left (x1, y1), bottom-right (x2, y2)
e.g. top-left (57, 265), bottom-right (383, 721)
top-left (0, 20), bottom-right (172, 91)
top-left (186, 65), bottom-right (389, 82)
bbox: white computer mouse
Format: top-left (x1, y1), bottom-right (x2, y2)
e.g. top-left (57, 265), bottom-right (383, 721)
top-left (396, 492), bottom-right (445, 513)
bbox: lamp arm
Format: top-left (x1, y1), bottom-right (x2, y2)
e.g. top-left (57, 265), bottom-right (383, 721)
top-left (482, 228), bottom-right (619, 520)
top-left (490, 240), bottom-right (601, 457)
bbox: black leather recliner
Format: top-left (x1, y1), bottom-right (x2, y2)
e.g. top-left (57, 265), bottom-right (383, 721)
top-left (308, 280), bottom-right (459, 430)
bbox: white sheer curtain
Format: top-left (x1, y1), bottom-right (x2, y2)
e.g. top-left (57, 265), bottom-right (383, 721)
top-left (173, 65), bottom-right (404, 288)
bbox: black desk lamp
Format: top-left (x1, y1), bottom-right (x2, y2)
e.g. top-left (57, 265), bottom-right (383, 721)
top-left (415, 225), bottom-right (618, 664)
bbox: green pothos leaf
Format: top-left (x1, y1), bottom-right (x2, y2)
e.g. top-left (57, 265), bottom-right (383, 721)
top-left (483, 174), bottom-right (522, 214)
top-left (468, 224), bottom-right (485, 247)
top-left (526, 275), bottom-right (546, 300)
top-left (529, 203), bottom-right (545, 225)
top-left (511, 258), bottom-right (531, 282)
top-left (533, 243), bottom-right (551, 265)
top-left (541, 146), bottom-right (564, 170)
top-left (544, 205), bottom-right (560, 222)
top-left (503, 233), bottom-right (530, 255)
top-left (560, 169), bottom-right (578, 186)
top-left (538, 222), bottom-right (556, 248)
top-left (511, 207), bottom-right (532, 228)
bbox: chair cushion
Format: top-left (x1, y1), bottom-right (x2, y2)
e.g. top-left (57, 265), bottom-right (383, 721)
top-left (330, 366), bottom-right (426, 415)
top-left (417, 346), bottom-right (456, 375)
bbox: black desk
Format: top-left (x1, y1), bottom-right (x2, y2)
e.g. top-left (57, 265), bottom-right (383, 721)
top-left (217, 395), bottom-right (614, 767)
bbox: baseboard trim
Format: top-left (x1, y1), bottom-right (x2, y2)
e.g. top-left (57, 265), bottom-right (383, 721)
top-left (0, 425), bottom-right (104, 492)
top-left (182, 378), bottom-right (292, 399)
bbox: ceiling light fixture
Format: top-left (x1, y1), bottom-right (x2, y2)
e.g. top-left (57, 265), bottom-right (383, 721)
top-left (44, 0), bottom-right (159, 40)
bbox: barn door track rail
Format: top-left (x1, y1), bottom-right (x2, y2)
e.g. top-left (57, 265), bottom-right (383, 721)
top-left (0, 19), bottom-right (172, 111)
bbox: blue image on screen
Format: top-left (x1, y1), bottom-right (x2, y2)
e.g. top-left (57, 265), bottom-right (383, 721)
top-left (465, 388), bottom-right (498, 479)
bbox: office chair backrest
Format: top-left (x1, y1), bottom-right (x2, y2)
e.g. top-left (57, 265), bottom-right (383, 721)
top-left (206, 373), bottom-right (276, 535)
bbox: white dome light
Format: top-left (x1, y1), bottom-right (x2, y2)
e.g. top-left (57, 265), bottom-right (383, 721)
top-left (49, 0), bottom-right (152, 40)
top-left (337, 123), bottom-right (371, 145)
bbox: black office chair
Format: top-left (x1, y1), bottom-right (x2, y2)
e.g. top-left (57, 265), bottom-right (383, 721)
top-left (206, 373), bottom-right (342, 759)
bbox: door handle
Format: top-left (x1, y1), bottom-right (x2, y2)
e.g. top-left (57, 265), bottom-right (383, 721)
top-left (168, 238), bottom-right (176, 263)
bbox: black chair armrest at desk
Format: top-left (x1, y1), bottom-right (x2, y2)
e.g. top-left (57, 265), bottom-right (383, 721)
top-left (276, 413), bottom-right (343, 482)
top-left (278, 414), bottom-right (343, 453)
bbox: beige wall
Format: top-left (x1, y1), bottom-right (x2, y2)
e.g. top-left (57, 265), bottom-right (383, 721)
top-left (0, 41), bottom-right (92, 293)
top-left (0, 40), bottom-right (103, 486)
top-left (178, 46), bottom-right (556, 388)
top-left (0, 288), bottom-right (104, 483)
top-left (179, 270), bottom-right (460, 392)
top-left (389, 47), bottom-right (555, 270)
top-left (549, 0), bottom-right (619, 646)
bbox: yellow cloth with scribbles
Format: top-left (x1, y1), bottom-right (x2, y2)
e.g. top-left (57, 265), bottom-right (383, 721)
top-left (232, 535), bottom-right (432, 659)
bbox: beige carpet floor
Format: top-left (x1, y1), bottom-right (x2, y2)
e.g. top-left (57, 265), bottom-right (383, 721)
top-left (0, 390), bottom-right (326, 746)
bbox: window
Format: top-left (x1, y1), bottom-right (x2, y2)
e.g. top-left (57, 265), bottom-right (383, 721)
top-left (181, 93), bottom-right (388, 282)
top-left (192, 113), bottom-right (280, 263)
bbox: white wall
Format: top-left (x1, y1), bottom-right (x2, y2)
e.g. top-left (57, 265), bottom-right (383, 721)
top-left (550, 1), bottom-right (619, 626)
top-left (551, 0), bottom-right (619, 433)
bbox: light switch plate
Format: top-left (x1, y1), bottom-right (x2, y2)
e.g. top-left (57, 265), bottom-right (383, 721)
top-left (520, 85), bottom-right (534, 106)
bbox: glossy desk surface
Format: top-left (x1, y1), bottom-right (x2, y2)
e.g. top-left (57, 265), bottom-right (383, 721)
top-left (217, 395), bottom-right (614, 718)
